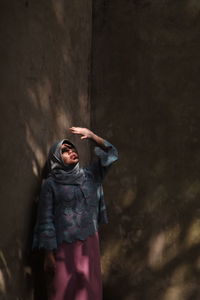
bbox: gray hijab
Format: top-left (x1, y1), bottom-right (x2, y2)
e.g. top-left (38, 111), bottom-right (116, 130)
top-left (47, 139), bottom-right (84, 185)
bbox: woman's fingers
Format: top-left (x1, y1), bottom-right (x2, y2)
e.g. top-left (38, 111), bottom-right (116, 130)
top-left (70, 127), bottom-right (82, 130)
top-left (69, 127), bottom-right (78, 133)
top-left (69, 127), bottom-right (82, 134)
top-left (69, 127), bottom-right (87, 136)
top-left (69, 127), bottom-right (94, 140)
top-left (44, 252), bottom-right (56, 273)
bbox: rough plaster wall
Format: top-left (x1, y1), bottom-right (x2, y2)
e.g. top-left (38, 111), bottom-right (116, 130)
top-left (0, 0), bottom-right (92, 299)
top-left (92, 1), bottom-right (200, 299)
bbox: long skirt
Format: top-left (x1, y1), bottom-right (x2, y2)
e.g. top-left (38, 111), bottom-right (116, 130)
top-left (48, 232), bottom-right (102, 300)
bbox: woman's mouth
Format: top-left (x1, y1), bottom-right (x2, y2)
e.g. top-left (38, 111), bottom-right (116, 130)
top-left (70, 153), bottom-right (78, 160)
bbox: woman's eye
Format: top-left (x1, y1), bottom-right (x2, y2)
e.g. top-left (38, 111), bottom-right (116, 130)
top-left (61, 145), bottom-right (76, 154)
top-left (62, 148), bottom-right (68, 153)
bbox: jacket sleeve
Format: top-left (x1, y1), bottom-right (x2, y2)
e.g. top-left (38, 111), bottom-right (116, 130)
top-left (32, 180), bottom-right (57, 250)
top-left (87, 140), bottom-right (118, 182)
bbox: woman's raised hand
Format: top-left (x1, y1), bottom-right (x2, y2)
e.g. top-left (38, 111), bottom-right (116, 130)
top-left (70, 127), bottom-right (106, 149)
top-left (69, 127), bottom-right (94, 140)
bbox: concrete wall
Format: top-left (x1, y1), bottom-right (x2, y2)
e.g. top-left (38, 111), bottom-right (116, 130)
top-left (2, 1), bottom-right (200, 299)
top-left (0, 1), bottom-right (92, 299)
top-left (92, 1), bottom-right (200, 299)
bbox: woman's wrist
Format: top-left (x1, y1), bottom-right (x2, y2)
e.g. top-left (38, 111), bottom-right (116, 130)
top-left (88, 130), bottom-right (95, 139)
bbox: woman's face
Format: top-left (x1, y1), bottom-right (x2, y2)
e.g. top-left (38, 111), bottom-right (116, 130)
top-left (61, 143), bottom-right (79, 165)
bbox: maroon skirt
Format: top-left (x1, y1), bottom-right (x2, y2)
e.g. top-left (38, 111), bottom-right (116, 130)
top-left (48, 232), bottom-right (102, 300)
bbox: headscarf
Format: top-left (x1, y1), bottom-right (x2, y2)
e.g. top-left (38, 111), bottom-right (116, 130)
top-left (47, 139), bottom-right (84, 185)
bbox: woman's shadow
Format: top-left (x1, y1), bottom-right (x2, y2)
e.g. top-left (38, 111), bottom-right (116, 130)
top-left (28, 162), bottom-right (49, 300)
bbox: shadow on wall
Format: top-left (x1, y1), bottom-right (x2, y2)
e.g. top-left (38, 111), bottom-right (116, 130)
top-left (0, 0), bottom-right (91, 299)
top-left (92, 0), bottom-right (200, 299)
top-left (101, 173), bottom-right (200, 300)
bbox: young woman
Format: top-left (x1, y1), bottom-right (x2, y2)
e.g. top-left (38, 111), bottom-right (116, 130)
top-left (33, 127), bottom-right (118, 300)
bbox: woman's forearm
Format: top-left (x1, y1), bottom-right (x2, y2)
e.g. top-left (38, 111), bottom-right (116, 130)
top-left (90, 132), bottom-right (107, 150)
